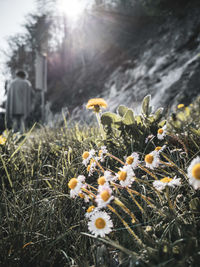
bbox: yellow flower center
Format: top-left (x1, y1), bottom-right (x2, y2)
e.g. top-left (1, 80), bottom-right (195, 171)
top-left (126, 156), bottom-right (134, 165)
top-left (82, 151), bottom-right (90, 159)
top-left (98, 150), bottom-right (103, 157)
top-left (145, 154), bottom-right (154, 164)
top-left (177, 104), bottom-right (184, 109)
top-left (100, 190), bottom-right (110, 202)
top-left (155, 146), bottom-right (162, 151)
top-left (68, 178), bottom-right (78, 189)
top-left (158, 128), bottom-right (164, 134)
top-left (160, 177), bottom-right (172, 183)
top-left (98, 176), bottom-right (106, 185)
top-left (192, 163), bottom-right (200, 180)
top-left (79, 193), bottom-right (85, 199)
top-left (87, 205), bottom-right (95, 213)
top-left (95, 217), bottom-right (106, 229)
top-left (118, 171), bottom-right (127, 181)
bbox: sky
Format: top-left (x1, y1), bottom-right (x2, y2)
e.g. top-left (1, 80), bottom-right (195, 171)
top-left (0, 0), bottom-right (36, 105)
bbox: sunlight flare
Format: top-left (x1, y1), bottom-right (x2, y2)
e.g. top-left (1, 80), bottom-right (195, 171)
top-left (57, 0), bottom-right (88, 20)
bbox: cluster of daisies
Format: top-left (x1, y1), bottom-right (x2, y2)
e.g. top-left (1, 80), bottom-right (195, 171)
top-left (68, 143), bottom-right (200, 238)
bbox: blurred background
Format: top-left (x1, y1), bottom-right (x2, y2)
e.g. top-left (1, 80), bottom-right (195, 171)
top-left (0, 0), bottom-right (200, 129)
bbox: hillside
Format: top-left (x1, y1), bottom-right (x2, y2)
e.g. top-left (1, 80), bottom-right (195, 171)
top-left (45, 0), bottom-right (200, 123)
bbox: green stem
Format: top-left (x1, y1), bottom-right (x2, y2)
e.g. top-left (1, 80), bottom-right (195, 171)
top-left (95, 112), bottom-right (105, 139)
top-left (165, 186), bottom-right (173, 211)
top-left (108, 204), bottom-right (143, 247)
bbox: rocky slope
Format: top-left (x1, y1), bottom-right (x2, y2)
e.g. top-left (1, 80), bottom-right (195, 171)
top-left (47, 1), bottom-right (200, 124)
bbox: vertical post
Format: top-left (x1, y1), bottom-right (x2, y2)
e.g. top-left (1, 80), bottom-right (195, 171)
top-left (35, 51), bottom-right (47, 123)
top-left (41, 88), bottom-right (45, 123)
top-left (42, 53), bottom-right (47, 123)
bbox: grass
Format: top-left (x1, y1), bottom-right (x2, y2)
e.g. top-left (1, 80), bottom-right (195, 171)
top-left (0, 98), bottom-right (200, 267)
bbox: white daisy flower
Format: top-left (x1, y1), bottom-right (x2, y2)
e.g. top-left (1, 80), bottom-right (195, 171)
top-left (157, 125), bottom-right (167, 140)
top-left (98, 146), bottom-right (108, 162)
top-left (96, 184), bottom-right (114, 208)
top-left (116, 165), bottom-right (135, 187)
top-left (82, 149), bottom-right (95, 166)
top-left (125, 152), bottom-right (140, 169)
top-left (87, 158), bottom-right (97, 176)
top-left (144, 151), bottom-right (160, 169)
top-left (68, 175), bottom-right (85, 198)
top-left (187, 156), bottom-right (200, 190)
top-left (88, 211), bottom-right (113, 237)
top-left (97, 172), bottom-right (116, 191)
top-left (153, 176), bottom-right (181, 191)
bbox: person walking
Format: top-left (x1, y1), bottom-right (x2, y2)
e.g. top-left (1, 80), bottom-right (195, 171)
top-left (6, 70), bottom-right (32, 133)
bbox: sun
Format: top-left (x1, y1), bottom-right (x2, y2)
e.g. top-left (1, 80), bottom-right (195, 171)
top-left (57, 0), bottom-right (87, 20)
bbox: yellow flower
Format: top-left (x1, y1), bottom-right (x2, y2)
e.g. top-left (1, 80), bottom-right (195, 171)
top-left (0, 135), bottom-right (6, 145)
top-left (160, 177), bottom-right (172, 183)
top-left (155, 146), bottom-right (162, 151)
top-left (98, 176), bottom-right (106, 185)
top-left (68, 175), bottom-right (85, 198)
top-left (144, 151), bottom-right (160, 169)
top-left (145, 154), bottom-right (154, 164)
top-left (177, 104), bottom-right (184, 109)
top-left (118, 171), bottom-right (127, 181)
top-left (82, 149), bottom-right (95, 166)
top-left (192, 164), bottom-right (200, 180)
top-left (82, 151), bottom-right (90, 160)
top-left (86, 98), bottom-right (107, 113)
top-left (116, 165), bottom-right (135, 187)
top-left (68, 178), bottom-right (78, 189)
top-left (100, 190), bottom-right (111, 202)
top-left (157, 125), bottom-right (167, 140)
top-left (125, 152), bottom-right (140, 169)
top-left (96, 185), bottom-right (114, 207)
top-left (126, 156), bottom-right (134, 165)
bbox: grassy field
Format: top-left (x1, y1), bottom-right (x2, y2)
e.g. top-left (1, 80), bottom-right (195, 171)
top-left (0, 96), bottom-right (200, 267)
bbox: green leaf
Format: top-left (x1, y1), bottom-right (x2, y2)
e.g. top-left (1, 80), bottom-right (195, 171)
top-left (122, 109), bottom-right (135, 125)
top-left (158, 120), bottom-right (167, 127)
top-left (135, 115), bottom-right (143, 125)
top-left (154, 107), bottom-right (164, 121)
top-left (117, 105), bottom-right (129, 117)
top-left (141, 95), bottom-right (151, 117)
top-left (101, 112), bottom-right (122, 126)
